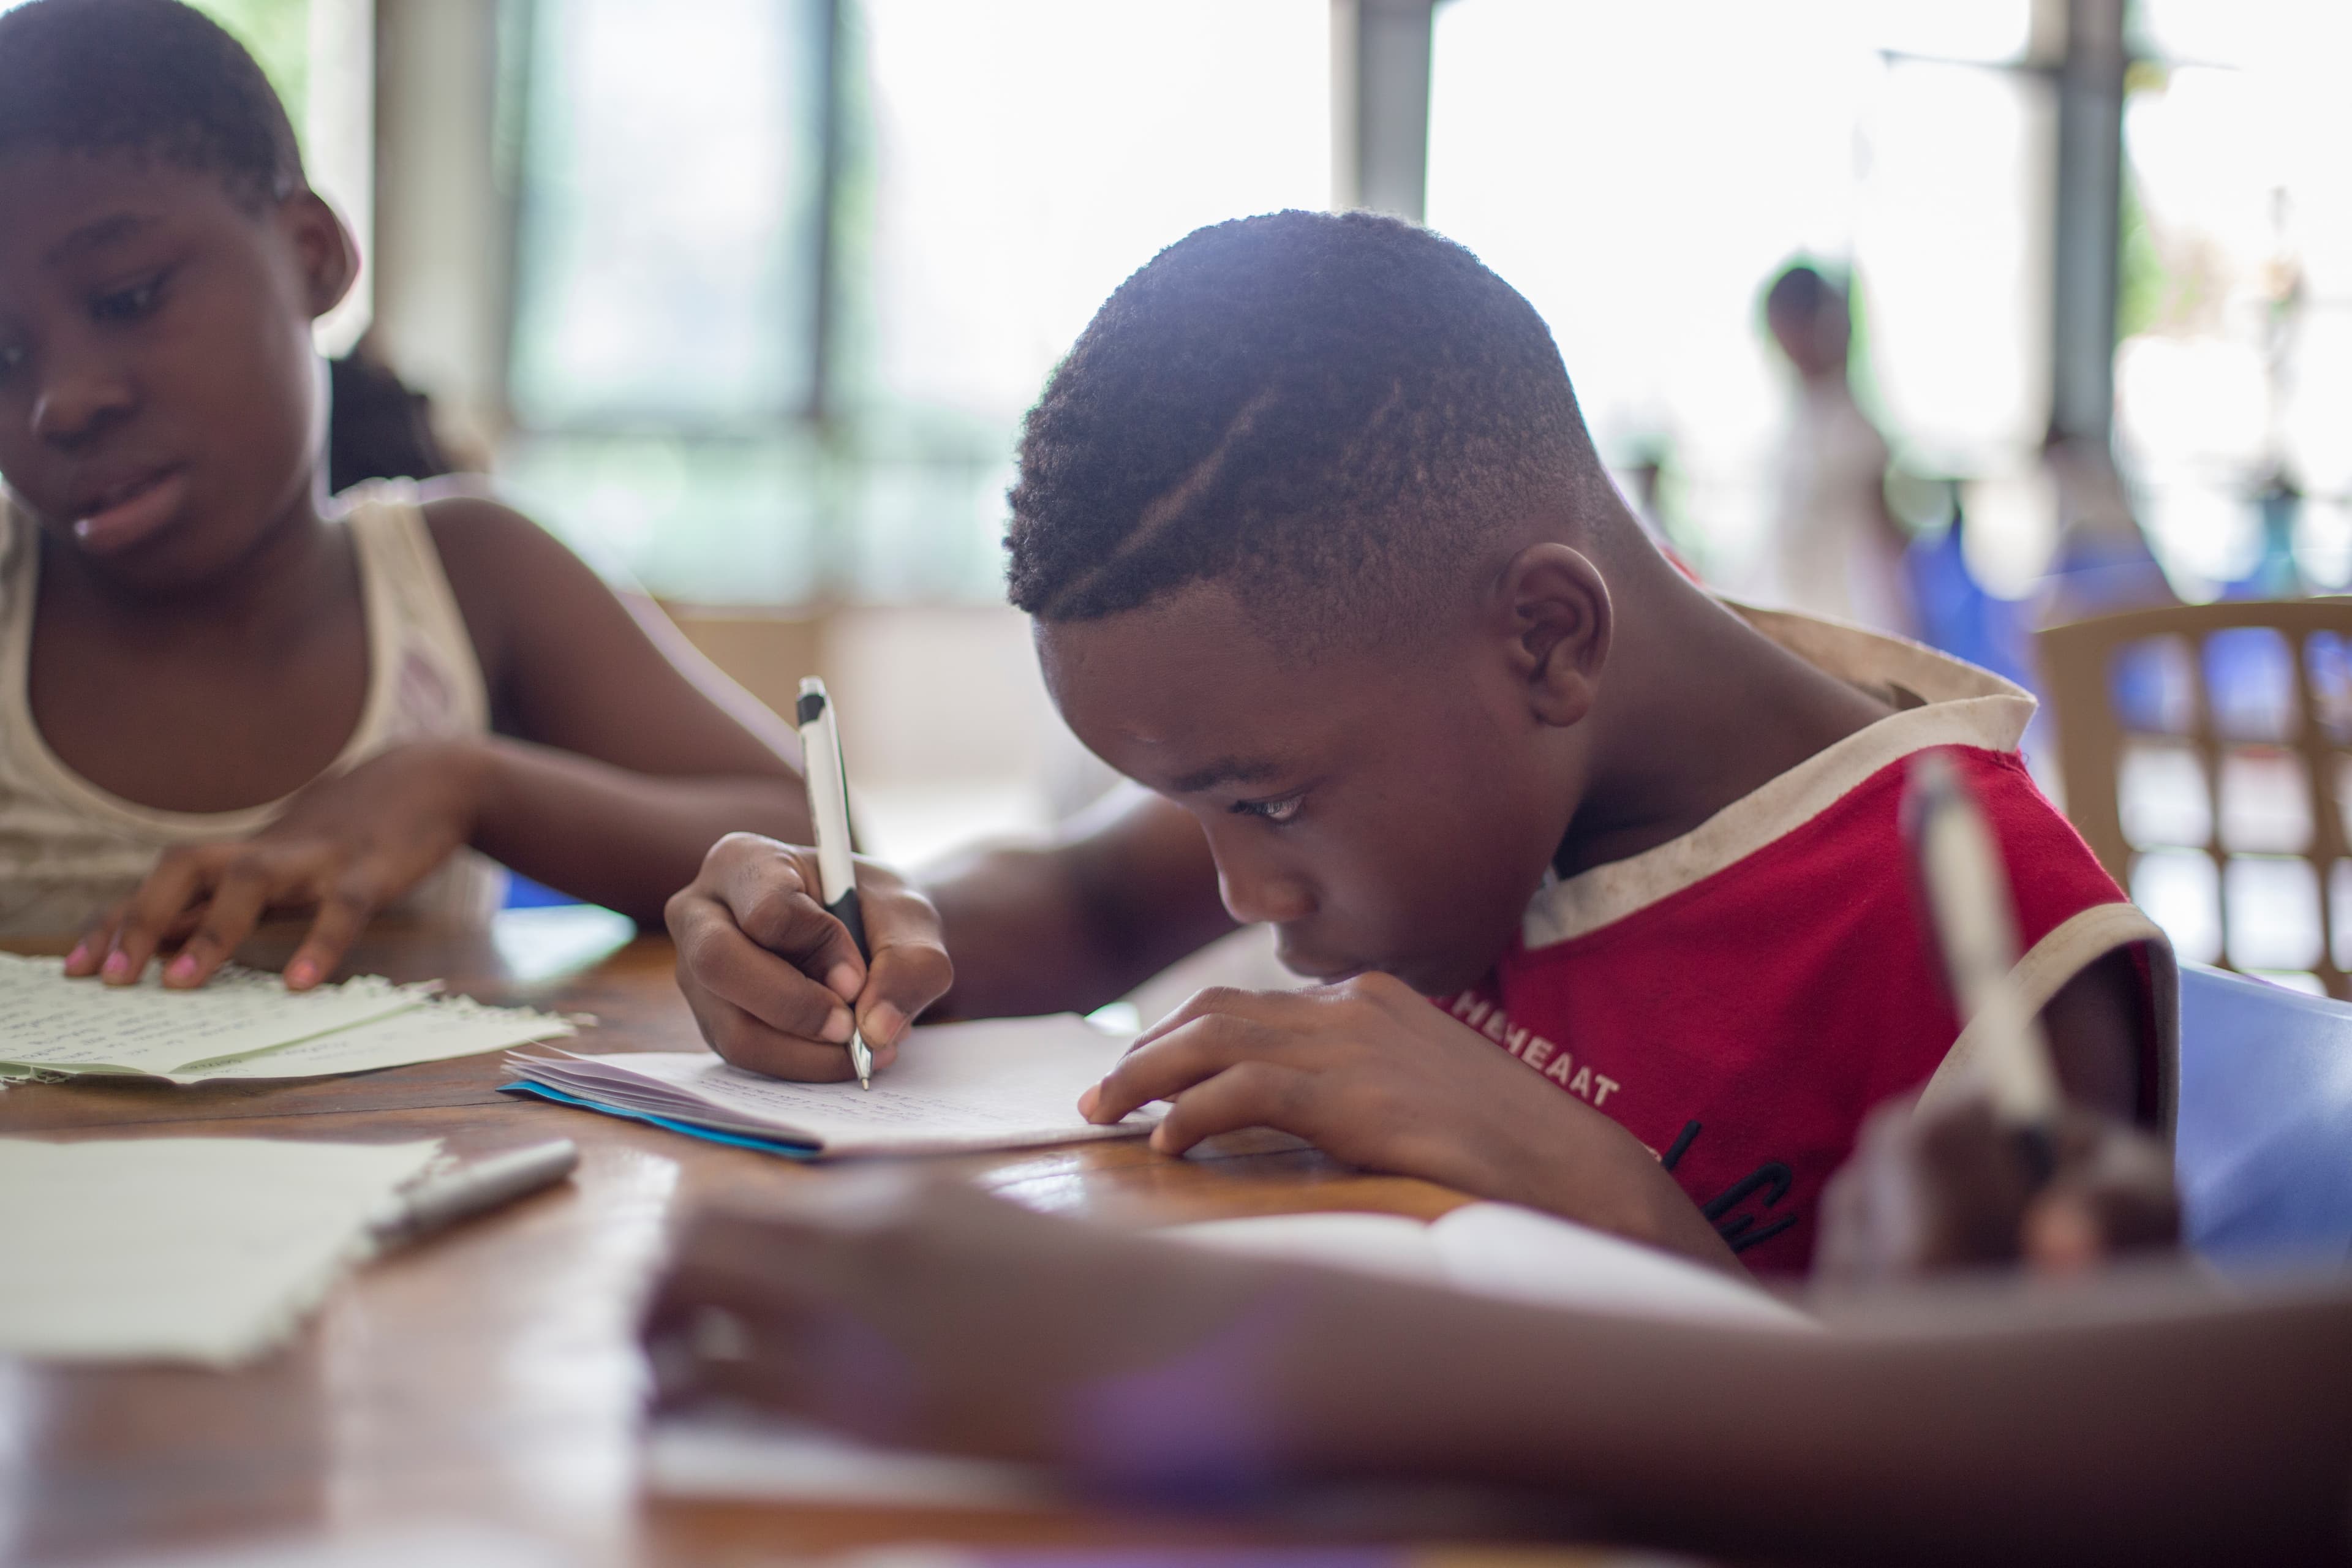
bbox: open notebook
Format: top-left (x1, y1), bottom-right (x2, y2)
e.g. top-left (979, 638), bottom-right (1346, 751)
top-left (1168, 1202), bottom-right (1814, 1330)
top-left (502, 1013), bottom-right (1155, 1157)
top-left (0, 953), bottom-right (574, 1084)
top-left (649, 1200), bottom-right (1809, 1512)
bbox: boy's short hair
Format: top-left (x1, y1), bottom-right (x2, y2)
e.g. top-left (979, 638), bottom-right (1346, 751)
top-left (1005, 209), bottom-right (1609, 646)
top-left (0, 0), bottom-right (304, 211)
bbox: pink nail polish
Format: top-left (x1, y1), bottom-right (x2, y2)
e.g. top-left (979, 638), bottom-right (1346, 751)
top-left (285, 959), bottom-right (317, 989)
top-left (100, 951), bottom-right (132, 981)
top-left (64, 943), bottom-right (89, 968)
top-left (166, 954), bottom-right (198, 982)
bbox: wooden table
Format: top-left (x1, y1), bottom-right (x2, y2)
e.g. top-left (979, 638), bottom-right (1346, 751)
top-left (0, 911), bottom-right (1519, 1568)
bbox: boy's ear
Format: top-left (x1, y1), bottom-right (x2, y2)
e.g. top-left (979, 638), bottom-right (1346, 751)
top-left (277, 190), bottom-right (359, 321)
top-left (1496, 543), bottom-right (1611, 728)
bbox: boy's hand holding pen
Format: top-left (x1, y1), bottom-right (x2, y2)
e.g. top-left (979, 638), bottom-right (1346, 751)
top-left (665, 680), bottom-right (952, 1085)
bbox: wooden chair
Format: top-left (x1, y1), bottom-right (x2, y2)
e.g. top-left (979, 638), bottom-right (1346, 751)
top-left (2037, 597), bottom-right (2352, 997)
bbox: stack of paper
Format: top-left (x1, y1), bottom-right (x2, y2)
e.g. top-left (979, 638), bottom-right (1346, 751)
top-left (0, 1135), bottom-right (442, 1363)
top-left (0, 952), bottom-right (573, 1084)
top-left (505, 1013), bottom-right (1155, 1156)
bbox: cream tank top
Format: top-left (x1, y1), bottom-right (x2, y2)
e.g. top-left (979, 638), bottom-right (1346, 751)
top-left (0, 482), bottom-right (505, 937)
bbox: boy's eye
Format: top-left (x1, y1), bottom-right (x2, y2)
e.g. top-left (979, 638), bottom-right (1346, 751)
top-left (92, 272), bottom-right (168, 324)
top-left (1231, 793), bottom-right (1305, 826)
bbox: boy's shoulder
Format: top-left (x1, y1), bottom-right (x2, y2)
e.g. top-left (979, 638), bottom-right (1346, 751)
top-left (1527, 604), bottom-right (2051, 951)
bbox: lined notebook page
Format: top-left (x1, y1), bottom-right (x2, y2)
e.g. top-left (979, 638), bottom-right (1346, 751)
top-left (0, 1136), bottom-right (441, 1364)
top-left (0, 955), bottom-right (571, 1082)
top-left (0, 954), bottom-right (430, 1075)
top-left (175, 996), bottom-right (575, 1082)
top-left (509, 1014), bottom-right (1154, 1156)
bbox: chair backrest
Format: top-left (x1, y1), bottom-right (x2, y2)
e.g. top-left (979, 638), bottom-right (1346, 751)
top-left (2176, 961), bottom-right (2352, 1264)
top-left (2037, 597), bottom-right (2352, 997)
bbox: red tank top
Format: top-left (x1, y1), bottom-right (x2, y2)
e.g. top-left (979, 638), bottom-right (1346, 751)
top-left (1435, 611), bottom-right (2174, 1274)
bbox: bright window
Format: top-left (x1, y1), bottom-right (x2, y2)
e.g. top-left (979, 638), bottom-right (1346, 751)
top-left (501, 0), bottom-right (1329, 605)
top-left (1426, 0), bottom-right (2050, 591)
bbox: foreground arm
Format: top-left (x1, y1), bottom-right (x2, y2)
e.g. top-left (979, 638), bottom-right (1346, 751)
top-left (72, 493), bottom-right (811, 988)
top-left (646, 1179), bottom-right (2352, 1568)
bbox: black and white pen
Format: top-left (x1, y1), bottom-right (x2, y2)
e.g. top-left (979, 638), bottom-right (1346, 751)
top-left (1905, 751), bottom-right (2062, 1177)
top-left (796, 676), bottom-right (873, 1089)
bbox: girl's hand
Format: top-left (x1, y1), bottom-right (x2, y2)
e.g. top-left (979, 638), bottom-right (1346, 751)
top-left (1080, 973), bottom-right (1744, 1273)
top-left (62, 738), bottom-right (489, 990)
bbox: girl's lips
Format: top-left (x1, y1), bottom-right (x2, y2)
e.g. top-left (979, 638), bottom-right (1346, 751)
top-left (70, 469), bottom-right (190, 555)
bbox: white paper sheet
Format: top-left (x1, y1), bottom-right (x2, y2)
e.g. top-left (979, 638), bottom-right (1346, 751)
top-left (171, 995), bottom-right (575, 1082)
top-left (0, 954), bottom-right (571, 1082)
top-left (0, 1136), bottom-right (441, 1365)
top-left (0, 954), bottom-right (432, 1075)
top-left (507, 1013), bottom-right (1156, 1156)
top-left (646, 1412), bottom-right (1055, 1512)
top-left (1169, 1203), bottom-right (1814, 1330)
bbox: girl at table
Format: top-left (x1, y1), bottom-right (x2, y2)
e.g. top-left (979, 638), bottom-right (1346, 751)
top-left (0, 0), bottom-right (810, 985)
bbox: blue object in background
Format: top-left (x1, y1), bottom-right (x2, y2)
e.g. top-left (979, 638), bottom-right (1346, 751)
top-left (2176, 962), bottom-right (2352, 1265)
top-left (1905, 517), bottom-right (2035, 692)
top-left (503, 872), bottom-right (580, 910)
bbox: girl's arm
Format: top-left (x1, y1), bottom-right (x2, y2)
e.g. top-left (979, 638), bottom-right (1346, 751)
top-left (73, 489), bottom-right (813, 989)
top-left (423, 490), bottom-right (811, 921)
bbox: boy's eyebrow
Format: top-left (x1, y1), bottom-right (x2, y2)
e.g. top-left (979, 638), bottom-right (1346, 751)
top-left (45, 213), bottom-right (155, 267)
top-left (1169, 756), bottom-right (1286, 794)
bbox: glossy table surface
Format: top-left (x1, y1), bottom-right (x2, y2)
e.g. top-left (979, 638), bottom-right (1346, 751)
top-left (0, 910), bottom-right (1555, 1568)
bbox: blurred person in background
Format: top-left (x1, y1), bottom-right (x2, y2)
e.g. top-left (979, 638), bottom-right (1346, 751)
top-left (2035, 423), bottom-right (2177, 625)
top-left (1763, 262), bottom-right (1915, 638)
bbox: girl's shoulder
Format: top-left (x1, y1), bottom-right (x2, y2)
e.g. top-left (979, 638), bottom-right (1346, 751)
top-left (387, 478), bottom-right (644, 700)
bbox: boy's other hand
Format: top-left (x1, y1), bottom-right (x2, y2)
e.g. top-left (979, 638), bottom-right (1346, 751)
top-left (666, 832), bottom-right (951, 1082)
top-left (63, 739), bottom-right (486, 992)
top-left (1815, 1093), bottom-right (2180, 1286)
top-left (1079, 974), bottom-right (1743, 1272)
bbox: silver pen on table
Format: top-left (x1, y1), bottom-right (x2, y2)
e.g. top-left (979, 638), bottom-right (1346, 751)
top-left (796, 676), bottom-right (874, 1089)
top-left (367, 1139), bottom-right (579, 1249)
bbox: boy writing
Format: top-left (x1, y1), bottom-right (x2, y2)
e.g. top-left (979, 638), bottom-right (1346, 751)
top-left (0, 0), bottom-right (810, 987)
top-left (668, 209), bottom-right (2173, 1275)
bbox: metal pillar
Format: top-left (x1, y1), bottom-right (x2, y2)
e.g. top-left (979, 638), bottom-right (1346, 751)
top-left (1332, 0), bottom-right (1434, 222)
top-left (2051, 0), bottom-right (2127, 445)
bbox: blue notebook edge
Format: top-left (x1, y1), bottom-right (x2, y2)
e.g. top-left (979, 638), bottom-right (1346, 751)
top-left (498, 1079), bottom-right (820, 1159)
